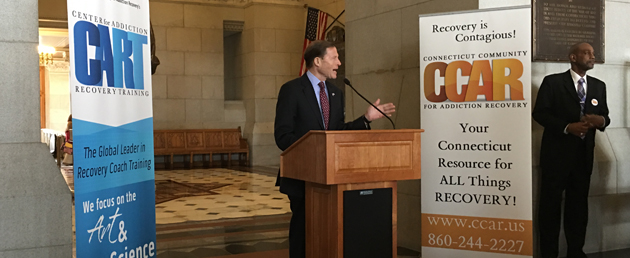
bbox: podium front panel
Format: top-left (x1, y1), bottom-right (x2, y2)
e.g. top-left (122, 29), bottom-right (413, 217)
top-left (334, 141), bottom-right (413, 172)
top-left (281, 130), bottom-right (422, 185)
top-left (343, 188), bottom-right (393, 258)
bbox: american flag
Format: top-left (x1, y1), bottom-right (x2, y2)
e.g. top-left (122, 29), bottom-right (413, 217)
top-left (299, 7), bottom-right (329, 76)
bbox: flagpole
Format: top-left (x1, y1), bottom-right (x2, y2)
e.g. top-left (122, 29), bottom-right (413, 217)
top-left (325, 10), bottom-right (345, 32)
top-left (303, 4), bottom-right (345, 29)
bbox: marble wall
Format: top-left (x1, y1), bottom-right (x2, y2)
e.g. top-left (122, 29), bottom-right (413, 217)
top-left (241, 2), bottom-right (305, 166)
top-left (149, 1), bottom-right (309, 165)
top-left (0, 0), bottom-right (72, 257)
top-left (149, 2), bottom-right (235, 130)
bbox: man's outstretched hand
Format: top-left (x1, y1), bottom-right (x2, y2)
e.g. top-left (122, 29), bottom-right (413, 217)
top-left (364, 99), bottom-right (396, 122)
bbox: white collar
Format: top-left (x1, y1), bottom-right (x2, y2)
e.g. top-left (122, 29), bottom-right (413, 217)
top-left (569, 69), bottom-right (587, 86)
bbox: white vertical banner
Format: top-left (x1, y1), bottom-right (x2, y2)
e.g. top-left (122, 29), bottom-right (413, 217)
top-left (419, 7), bottom-right (532, 258)
top-left (68, 1), bottom-right (156, 257)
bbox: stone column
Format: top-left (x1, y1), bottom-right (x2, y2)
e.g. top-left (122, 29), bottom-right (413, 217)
top-left (0, 0), bottom-right (72, 257)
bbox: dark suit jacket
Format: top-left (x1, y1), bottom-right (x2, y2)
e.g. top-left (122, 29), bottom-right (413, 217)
top-left (274, 74), bottom-right (369, 197)
top-left (532, 70), bottom-right (610, 174)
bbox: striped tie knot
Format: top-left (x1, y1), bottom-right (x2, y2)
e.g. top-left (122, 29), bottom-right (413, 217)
top-left (577, 78), bottom-right (586, 103)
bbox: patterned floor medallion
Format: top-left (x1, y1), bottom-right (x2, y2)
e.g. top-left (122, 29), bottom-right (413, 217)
top-left (155, 180), bottom-right (231, 204)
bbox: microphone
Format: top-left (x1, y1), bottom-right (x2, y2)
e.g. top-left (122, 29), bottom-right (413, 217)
top-left (343, 78), bottom-right (395, 129)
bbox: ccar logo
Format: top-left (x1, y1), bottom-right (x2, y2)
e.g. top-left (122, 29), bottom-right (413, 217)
top-left (424, 58), bottom-right (524, 102)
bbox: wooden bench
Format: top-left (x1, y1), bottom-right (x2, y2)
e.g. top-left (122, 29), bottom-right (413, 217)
top-left (153, 127), bottom-right (249, 169)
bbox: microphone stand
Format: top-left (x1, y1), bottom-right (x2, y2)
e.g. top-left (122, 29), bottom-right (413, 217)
top-left (343, 78), bottom-right (396, 129)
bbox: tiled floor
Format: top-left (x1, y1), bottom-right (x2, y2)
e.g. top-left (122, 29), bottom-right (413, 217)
top-left (64, 164), bottom-right (424, 257)
top-left (584, 249), bottom-right (630, 258)
top-left (154, 168), bottom-right (291, 225)
top-left (152, 167), bottom-right (292, 257)
top-left (62, 164), bottom-right (630, 257)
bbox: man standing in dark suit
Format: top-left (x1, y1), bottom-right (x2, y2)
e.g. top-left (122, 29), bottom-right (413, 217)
top-left (274, 40), bottom-right (395, 258)
top-left (533, 42), bottom-right (610, 258)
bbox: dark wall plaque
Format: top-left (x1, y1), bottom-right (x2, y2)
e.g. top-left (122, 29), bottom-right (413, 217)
top-left (533, 0), bottom-right (605, 62)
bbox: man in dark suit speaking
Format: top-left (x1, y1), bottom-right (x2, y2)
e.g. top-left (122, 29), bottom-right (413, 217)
top-left (274, 40), bottom-right (395, 258)
top-left (533, 42), bottom-right (610, 258)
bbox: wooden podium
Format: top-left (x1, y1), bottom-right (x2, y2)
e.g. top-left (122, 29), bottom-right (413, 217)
top-left (280, 129), bottom-right (423, 258)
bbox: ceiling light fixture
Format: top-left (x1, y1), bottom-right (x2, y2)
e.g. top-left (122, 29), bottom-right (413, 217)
top-left (38, 45), bottom-right (55, 66)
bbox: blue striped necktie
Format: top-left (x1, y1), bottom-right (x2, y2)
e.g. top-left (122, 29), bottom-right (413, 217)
top-left (577, 78), bottom-right (586, 117)
top-left (578, 78), bottom-right (586, 139)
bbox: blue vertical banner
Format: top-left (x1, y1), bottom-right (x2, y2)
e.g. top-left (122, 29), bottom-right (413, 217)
top-left (67, 1), bottom-right (156, 257)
